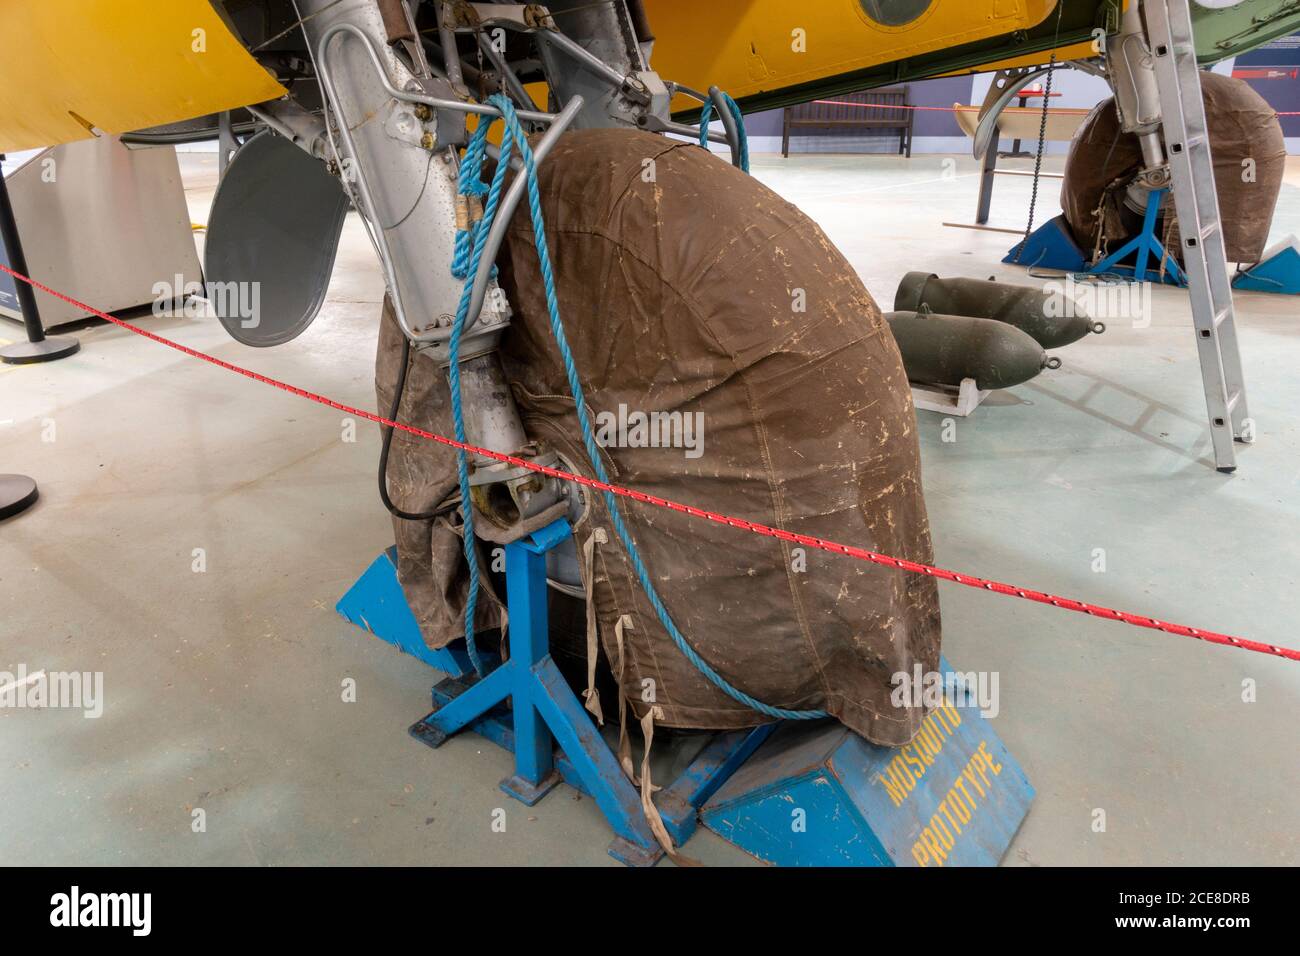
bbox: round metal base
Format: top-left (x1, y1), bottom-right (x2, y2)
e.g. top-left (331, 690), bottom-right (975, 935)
top-left (0, 336), bottom-right (80, 365)
top-left (0, 474), bottom-right (39, 520)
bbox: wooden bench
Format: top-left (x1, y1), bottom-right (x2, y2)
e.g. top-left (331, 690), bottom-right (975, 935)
top-left (781, 86), bottom-right (914, 158)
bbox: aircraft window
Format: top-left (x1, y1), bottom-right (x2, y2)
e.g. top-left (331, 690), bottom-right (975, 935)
top-left (858, 0), bottom-right (934, 28)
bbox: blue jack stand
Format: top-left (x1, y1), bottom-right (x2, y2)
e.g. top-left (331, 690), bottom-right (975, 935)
top-left (377, 517), bottom-right (769, 865)
top-left (406, 519), bottom-right (662, 863)
top-left (1089, 188), bottom-right (1185, 285)
top-left (420, 671), bottom-right (775, 854)
top-left (1005, 189), bottom-right (1186, 286)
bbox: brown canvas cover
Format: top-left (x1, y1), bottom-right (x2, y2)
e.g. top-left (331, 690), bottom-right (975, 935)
top-left (376, 128), bottom-right (941, 745)
top-left (1060, 71), bottom-right (1284, 264)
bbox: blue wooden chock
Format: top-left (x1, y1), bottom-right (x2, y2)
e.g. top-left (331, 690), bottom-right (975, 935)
top-left (407, 517), bottom-right (665, 866)
top-left (336, 547), bottom-right (473, 677)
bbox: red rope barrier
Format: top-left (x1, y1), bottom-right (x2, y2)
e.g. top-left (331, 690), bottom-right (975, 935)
top-left (3, 261), bottom-right (1294, 664)
top-left (811, 98), bottom-right (1300, 117)
top-left (811, 100), bottom-right (1091, 114)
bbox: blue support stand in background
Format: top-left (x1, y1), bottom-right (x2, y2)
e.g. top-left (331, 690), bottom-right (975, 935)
top-left (1088, 187), bottom-right (1185, 285)
top-left (1004, 188), bottom-right (1186, 286)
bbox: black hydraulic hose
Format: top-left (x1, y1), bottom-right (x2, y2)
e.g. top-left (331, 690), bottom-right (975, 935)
top-left (379, 337), bottom-right (454, 521)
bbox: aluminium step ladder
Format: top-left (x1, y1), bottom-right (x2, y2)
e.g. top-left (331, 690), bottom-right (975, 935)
top-left (1144, 0), bottom-right (1252, 472)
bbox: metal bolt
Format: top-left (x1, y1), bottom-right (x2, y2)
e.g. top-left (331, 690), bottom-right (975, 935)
top-left (420, 131), bottom-right (435, 150)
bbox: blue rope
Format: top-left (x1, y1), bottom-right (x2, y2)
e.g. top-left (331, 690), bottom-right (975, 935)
top-left (451, 119), bottom-right (497, 280)
top-left (448, 94), bottom-right (823, 719)
top-left (697, 92), bottom-right (749, 174)
top-left (446, 106), bottom-right (517, 676)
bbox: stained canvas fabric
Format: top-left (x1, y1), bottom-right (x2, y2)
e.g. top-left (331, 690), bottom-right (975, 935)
top-left (1060, 71), bottom-right (1284, 265)
top-left (377, 128), bottom-right (941, 745)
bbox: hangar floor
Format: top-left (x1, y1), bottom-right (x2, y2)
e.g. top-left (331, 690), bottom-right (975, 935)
top-left (1, 151), bottom-right (1297, 866)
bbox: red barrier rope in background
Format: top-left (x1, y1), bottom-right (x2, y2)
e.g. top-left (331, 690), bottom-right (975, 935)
top-left (2, 261), bottom-right (1295, 664)
top-left (812, 100), bottom-right (1091, 114)
top-left (812, 98), bottom-right (1300, 116)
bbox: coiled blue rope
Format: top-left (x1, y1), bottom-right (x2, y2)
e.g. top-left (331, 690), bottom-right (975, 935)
top-left (698, 92), bottom-right (749, 174)
top-left (449, 94), bottom-right (823, 719)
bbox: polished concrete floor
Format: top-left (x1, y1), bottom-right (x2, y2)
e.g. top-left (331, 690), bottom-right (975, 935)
top-left (1, 150), bottom-right (1297, 866)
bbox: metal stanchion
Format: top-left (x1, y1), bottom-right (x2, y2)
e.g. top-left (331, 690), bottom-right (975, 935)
top-left (0, 153), bottom-right (80, 364)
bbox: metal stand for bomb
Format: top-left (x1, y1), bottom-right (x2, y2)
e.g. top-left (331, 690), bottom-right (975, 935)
top-left (910, 378), bottom-right (991, 417)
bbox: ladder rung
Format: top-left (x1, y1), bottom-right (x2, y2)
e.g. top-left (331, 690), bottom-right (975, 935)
top-left (1213, 306), bottom-right (1231, 329)
top-left (1200, 221), bottom-right (1219, 241)
top-left (1227, 389), bottom-right (1242, 413)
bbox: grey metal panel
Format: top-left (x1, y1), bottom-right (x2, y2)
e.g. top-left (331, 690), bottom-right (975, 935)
top-left (203, 129), bottom-right (348, 347)
top-left (0, 135), bottom-right (201, 328)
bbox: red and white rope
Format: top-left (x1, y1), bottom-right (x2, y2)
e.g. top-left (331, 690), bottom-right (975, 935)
top-left (3, 262), bottom-right (1293, 663)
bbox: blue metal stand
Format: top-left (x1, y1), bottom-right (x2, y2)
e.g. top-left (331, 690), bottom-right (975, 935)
top-left (420, 674), bottom-right (776, 855)
top-left (340, 530), bottom-right (1037, 866)
top-left (339, 528), bottom-right (776, 864)
top-left (1090, 187), bottom-right (1185, 285)
top-left (1004, 190), bottom-right (1186, 286)
top-left (407, 518), bottom-right (662, 865)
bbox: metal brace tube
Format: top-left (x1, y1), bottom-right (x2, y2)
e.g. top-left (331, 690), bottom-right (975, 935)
top-left (474, 31), bottom-right (540, 113)
top-left (317, 22), bottom-right (558, 122)
top-left (537, 28), bottom-right (644, 99)
top-left (708, 85), bottom-right (742, 169)
top-left (463, 96), bottom-right (584, 329)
